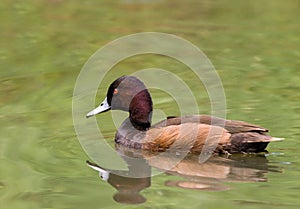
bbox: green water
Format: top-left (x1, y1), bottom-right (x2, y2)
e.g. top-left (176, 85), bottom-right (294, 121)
top-left (1, 0), bottom-right (300, 208)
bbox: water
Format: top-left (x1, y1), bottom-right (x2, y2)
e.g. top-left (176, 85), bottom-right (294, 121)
top-left (1, 0), bottom-right (300, 208)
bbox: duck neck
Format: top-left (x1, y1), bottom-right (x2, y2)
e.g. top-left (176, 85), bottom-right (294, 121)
top-left (129, 89), bottom-right (153, 131)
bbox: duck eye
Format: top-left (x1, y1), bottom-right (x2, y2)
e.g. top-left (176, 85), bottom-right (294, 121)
top-left (113, 88), bottom-right (118, 95)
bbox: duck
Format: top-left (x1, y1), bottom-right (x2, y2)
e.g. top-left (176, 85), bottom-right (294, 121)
top-left (86, 75), bottom-right (283, 154)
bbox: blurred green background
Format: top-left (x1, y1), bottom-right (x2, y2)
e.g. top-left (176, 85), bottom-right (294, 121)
top-left (1, 0), bottom-right (300, 208)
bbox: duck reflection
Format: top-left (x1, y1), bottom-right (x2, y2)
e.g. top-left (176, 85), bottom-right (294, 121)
top-left (87, 145), bottom-right (281, 204)
top-left (87, 153), bottom-right (151, 204)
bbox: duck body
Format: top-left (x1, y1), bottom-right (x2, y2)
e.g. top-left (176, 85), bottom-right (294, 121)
top-left (87, 76), bottom-right (282, 154)
top-left (115, 115), bottom-right (272, 154)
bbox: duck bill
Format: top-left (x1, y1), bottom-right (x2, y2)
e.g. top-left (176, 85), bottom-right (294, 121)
top-left (86, 97), bottom-right (111, 118)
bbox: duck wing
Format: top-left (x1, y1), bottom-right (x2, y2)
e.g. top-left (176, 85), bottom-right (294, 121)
top-left (152, 115), bottom-right (268, 134)
top-left (143, 123), bottom-right (231, 153)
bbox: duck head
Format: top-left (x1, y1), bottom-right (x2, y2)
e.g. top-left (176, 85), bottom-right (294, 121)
top-left (87, 76), bottom-right (153, 130)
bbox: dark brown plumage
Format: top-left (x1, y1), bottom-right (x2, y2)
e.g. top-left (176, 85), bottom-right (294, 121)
top-left (86, 75), bottom-right (283, 154)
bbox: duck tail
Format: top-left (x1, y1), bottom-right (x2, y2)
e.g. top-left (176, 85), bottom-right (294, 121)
top-left (270, 137), bottom-right (285, 142)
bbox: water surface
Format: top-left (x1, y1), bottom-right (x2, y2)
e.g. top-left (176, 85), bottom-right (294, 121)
top-left (1, 0), bottom-right (300, 208)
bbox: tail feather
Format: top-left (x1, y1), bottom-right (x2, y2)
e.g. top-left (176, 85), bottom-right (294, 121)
top-left (270, 137), bottom-right (285, 142)
top-left (227, 133), bottom-right (284, 153)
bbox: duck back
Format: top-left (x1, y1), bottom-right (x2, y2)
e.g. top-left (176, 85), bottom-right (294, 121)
top-left (152, 115), bottom-right (269, 134)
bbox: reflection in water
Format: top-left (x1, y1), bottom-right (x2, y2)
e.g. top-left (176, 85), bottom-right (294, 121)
top-left (87, 145), bottom-right (282, 204)
top-left (87, 155), bottom-right (151, 204)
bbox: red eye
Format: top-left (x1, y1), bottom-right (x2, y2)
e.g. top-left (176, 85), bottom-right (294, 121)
top-left (113, 89), bottom-right (118, 94)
